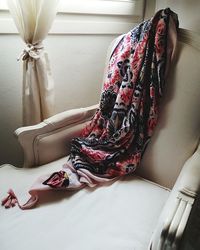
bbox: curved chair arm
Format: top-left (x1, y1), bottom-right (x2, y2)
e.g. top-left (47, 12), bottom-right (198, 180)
top-left (15, 104), bottom-right (98, 168)
top-left (150, 143), bottom-right (200, 250)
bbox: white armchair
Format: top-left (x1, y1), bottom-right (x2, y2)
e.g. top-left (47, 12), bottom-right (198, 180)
top-left (0, 29), bottom-right (200, 250)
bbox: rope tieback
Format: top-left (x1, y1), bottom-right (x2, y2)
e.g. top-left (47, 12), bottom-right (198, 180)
top-left (18, 43), bottom-right (44, 61)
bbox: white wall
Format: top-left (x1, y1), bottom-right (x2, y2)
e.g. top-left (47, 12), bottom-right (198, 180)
top-left (0, 0), bottom-right (144, 166)
top-left (0, 35), bottom-right (23, 166)
top-left (156, 0), bottom-right (200, 33)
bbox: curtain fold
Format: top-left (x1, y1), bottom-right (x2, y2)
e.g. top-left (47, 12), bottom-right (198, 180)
top-left (7, 0), bottom-right (59, 125)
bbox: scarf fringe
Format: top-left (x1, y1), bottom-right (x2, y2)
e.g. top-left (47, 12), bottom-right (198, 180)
top-left (2, 189), bottom-right (38, 210)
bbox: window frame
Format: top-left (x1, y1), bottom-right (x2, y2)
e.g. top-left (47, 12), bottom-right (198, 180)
top-left (0, 0), bottom-right (144, 35)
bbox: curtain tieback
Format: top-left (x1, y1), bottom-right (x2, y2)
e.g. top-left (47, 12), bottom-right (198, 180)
top-left (18, 43), bottom-right (44, 61)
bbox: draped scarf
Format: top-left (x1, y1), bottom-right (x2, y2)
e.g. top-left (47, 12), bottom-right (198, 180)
top-left (2, 8), bottom-right (178, 209)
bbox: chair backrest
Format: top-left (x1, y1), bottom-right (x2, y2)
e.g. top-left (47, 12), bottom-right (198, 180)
top-left (105, 29), bottom-right (200, 189)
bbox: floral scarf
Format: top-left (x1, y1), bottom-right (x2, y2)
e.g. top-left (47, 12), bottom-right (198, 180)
top-left (2, 8), bottom-right (178, 209)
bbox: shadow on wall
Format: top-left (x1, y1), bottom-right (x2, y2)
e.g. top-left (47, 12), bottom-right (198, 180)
top-left (0, 35), bottom-right (24, 167)
top-left (0, 131), bottom-right (23, 167)
top-left (156, 0), bottom-right (200, 33)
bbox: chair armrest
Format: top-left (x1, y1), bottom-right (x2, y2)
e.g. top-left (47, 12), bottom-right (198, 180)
top-left (150, 144), bottom-right (200, 250)
top-left (15, 104), bottom-right (98, 168)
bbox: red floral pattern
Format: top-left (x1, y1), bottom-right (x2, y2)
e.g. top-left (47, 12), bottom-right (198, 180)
top-left (46, 9), bottom-right (179, 185)
top-left (43, 171), bottom-right (69, 188)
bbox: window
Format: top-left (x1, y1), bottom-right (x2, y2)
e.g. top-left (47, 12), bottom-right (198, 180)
top-left (58, 0), bottom-right (144, 17)
top-left (0, 0), bottom-right (145, 35)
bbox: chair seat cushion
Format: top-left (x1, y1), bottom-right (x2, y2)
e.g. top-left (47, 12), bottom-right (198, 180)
top-left (0, 159), bottom-right (170, 250)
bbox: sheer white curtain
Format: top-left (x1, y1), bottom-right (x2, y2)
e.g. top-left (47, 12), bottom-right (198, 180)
top-left (7, 0), bottom-right (59, 125)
